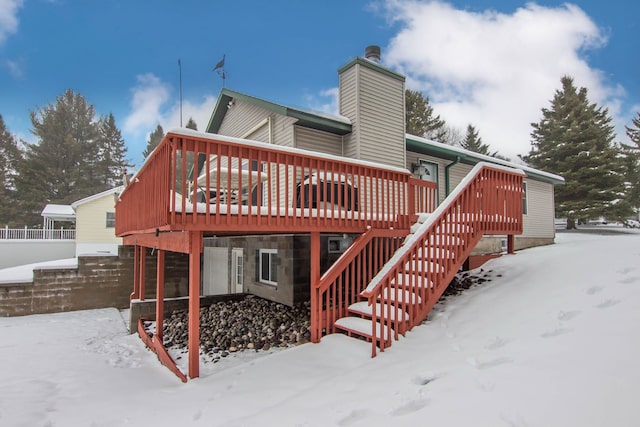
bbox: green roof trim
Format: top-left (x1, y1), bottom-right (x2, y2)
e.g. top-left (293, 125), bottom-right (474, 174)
top-left (206, 88), bottom-right (352, 135)
top-left (337, 57), bottom-right (406, 82)
top-left (406, 135), bottom-right (565, 185)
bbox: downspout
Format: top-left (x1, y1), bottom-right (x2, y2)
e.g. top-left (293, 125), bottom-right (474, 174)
top-left (445, 156), bottom-right (462, 196)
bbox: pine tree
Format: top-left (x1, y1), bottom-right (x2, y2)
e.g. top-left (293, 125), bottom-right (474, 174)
top-left (142, 124), bottom-right (165, 159)
top-left (524, 76), bottom-right (627, 226)
top-left (16, 89), bottom-right (104, 226)
top-left (0, 115), bottom-right (23, 226)
top-left (620, 112), bottom-right (640, 219)
top-left (97, 113), bottom-right (131, 187)
top-left (405, 89), bottom-right (447, 141)
top-left (460, 124), bottom-right (493, 155)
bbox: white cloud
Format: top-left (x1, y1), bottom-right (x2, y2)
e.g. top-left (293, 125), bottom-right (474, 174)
top-left (303, 87), bottom-right (340, 116)
top-left (382, 1), bottom-right (624, 159)
top-left (123, 73), bottom-right (171, 134)
top-left (123, 73), bottom-right (216, 165)
top-left (5, 58), bottom-right (24, 79)
top-left (0, 0), bottom-right (23, 44)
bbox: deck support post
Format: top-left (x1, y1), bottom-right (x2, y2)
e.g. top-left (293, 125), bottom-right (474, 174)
top-left (310, 231), bottom-right (321, 343)
top-left (188, 231), bottom-right (202, 379)
top-left (139, 246), bottom-right (146, 301)
top-left (131, 245), bottom-right (141, 300)
top-left (507, 234), bottom-right (515, 254)
top-left (156, 249), bottom-right (165, 341)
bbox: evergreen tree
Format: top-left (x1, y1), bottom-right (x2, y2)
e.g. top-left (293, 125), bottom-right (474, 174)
top-left (524, 76), bottom-right (627, 227)
top-left (16, 89), bottom-right (104, 226)
top-left (461, 124), bottom-right (491, 155)
top-left (0, 115), bottom-right (23, 226)
top-left (185, 117), bottom-right (198, 131)
top-left (142, 124), bottom-right (165, 159)
top-left (405, 89), bottom-right (447, 141)
top-left (97, 113), bottom-right (131, 187)
top-left (620, 112), bottom-right (640, 218)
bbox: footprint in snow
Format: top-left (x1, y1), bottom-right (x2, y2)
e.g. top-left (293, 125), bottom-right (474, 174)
top-left (617, 267), bottom-right (634, 275)
top-left (586, 286), bottom-right (603, 295)
top-left (596, 299), bottom-right (620, 309)
top-left (467, 356), bottom-right (513, 370)
top-left (486, 336), bottom-right (511, 350)
top-left (540, 327), bottom-right (572, 338)
top-left (619, 276), bottom-right (638, 285)
top-left (390, 399), bottom-right (429, 416)
top-left (412, 373), bottom-right (438, 386)
top-left (337, 409), bottom-right (369, 426)
top-left (557, 310), bottom-right (581, 321)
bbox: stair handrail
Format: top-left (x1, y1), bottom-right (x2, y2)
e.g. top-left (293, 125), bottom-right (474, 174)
top-left (361, 162), bottom-right (525, 355)
top-left (311, 227), bottom-right (407, 342)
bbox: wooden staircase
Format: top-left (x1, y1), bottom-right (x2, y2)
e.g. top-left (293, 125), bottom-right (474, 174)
top-left (313, 162), bottom-right (525, 356)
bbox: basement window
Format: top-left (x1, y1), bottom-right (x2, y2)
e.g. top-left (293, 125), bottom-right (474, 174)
top-left (258, 249), bottom-right (278, 286)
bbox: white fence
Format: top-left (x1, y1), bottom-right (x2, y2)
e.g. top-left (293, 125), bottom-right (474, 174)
top-left (0, 226), bottom-right (76, 240)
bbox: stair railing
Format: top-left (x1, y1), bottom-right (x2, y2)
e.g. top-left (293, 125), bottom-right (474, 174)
top-left (310, 227), bottom-right (406, 342)
top-left (361, 162), bottom-right (525, 356)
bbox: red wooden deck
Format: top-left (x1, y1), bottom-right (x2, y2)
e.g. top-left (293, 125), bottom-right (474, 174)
top-left (115, 129), bottom-right (524, 381)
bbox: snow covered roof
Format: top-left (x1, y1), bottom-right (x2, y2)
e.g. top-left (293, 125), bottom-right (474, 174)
top-left (71, 187), bottom-right (122, 209)
top-left (206, 88), bottom-right (352, 135)
top-left (41, 204), bottom-right (75, 221)
top-left (406, 134), bottom-right (565, 185)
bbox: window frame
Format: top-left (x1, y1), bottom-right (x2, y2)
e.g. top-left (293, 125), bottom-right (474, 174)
top-left (106, 212), bottom-right (116, 228)
top-left (258, 248), bottom-right (278, 286)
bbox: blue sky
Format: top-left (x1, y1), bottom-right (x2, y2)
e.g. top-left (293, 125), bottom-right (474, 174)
top-left (1, 0), bottom-right (638, 167)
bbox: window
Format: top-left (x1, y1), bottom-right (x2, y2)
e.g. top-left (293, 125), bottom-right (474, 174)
top-left (522, 182), bottom-right (528, 215)
top-left (106, 212), bottom-right (115, 228)
top-left (258, 249), bottom-right (278, 286)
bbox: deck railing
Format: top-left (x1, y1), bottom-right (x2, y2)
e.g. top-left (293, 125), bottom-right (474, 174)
top-left (362, 163), bottom-right (525, 356)
top-left (116, 130), bottom-right (437, 236)
top-left (0, 226), bottom-right (75, 240)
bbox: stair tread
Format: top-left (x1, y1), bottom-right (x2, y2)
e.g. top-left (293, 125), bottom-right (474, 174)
top-left (380, 287), bottom-right (423, 304)
top-left (405, 259), bottom-right (443, 274)
top-left (392, 273), bottom-right (434, 290)
top-left (335, 316), bottom-right (392, 341)
top-left (348, 301), bottom-right (409, 322)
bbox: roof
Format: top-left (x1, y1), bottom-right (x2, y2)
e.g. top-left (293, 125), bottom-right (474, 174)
top-left (206, 88), bottom-right (352, 135)
top-left (41, 204), bottom-right (75, 221)
top-left (204, 86), bottom-right (563, 186)
top-left (406, 134), bottom-right (565, 185)
top-left (70, 187), bottom-right (122, 209)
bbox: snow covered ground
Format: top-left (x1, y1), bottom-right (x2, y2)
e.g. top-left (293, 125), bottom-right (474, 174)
top-left (1, 231), bottom-right (639, 426)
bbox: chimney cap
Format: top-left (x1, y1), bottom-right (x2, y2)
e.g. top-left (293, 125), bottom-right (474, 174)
top-left (364, 45), bottom-right (381, 63)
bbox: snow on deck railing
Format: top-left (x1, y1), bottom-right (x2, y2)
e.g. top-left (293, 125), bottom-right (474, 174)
top-left (0, 226), bottom-right (76, 240)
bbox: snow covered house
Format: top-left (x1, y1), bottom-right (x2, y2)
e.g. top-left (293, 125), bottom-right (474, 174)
top-left (115, 46), bottom-right (563, 381)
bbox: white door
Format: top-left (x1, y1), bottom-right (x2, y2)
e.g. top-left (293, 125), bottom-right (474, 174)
top-left (231, 248), bottom-right (244, 293)
top-left (203, 247), bottom-right (229, 295)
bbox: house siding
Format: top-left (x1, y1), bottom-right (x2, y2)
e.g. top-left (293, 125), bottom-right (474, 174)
top-left (522, 179), bottom-right (555, 239)
top-left (217, 100), bottom-right (297, 147)
top-left (339, 63), bottom-right (405, 169)
top-left (294, 126), bottom-right (343, 156)
top-left (75, 195), bottom-right (121, 246)
top-left (339, 66), bottom-right (358, 159)
top-left (357, 65), bottom-right (405, 169)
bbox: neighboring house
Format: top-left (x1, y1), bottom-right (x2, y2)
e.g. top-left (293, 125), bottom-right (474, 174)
top-left (115, 46), bottom-right (563, 381)
top-left (71, 187), bottom-right (122, 256)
